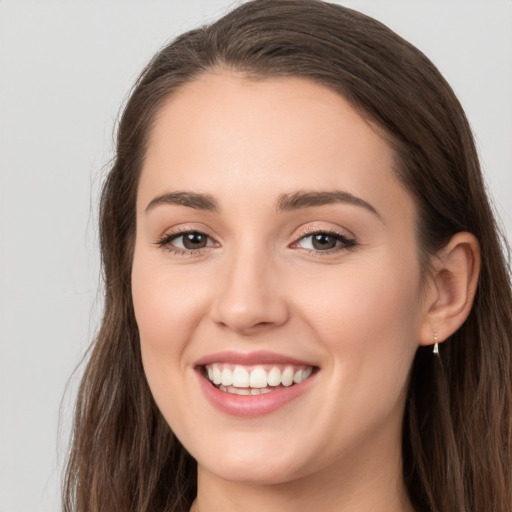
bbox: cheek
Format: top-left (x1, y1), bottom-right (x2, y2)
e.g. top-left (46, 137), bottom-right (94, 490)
top-left (331, 241), bottom-right (420, 326)
top-left (289, 259), bottom-right (423, 463)
top-left (132, 253), bottom-right (206, 344)
top-left (131, 250), bottom-right (206, 394)
top-left (303, 255), bottom-right (422, 398)
top-left (131, 255), bottom-right (211, 433)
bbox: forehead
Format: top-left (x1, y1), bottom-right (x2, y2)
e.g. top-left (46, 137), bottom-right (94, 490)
top-left (138, 72), bottom-right (414, 223)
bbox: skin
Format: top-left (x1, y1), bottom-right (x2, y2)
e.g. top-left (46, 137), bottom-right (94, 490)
top-left (131, 72), bottom-right (479, 512)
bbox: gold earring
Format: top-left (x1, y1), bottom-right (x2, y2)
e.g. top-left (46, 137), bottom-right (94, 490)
top-left (433, 331), bottom-right (439, 355)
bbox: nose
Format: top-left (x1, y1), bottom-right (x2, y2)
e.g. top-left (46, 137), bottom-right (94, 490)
top-left (210, 245), bottom-right (289, 335)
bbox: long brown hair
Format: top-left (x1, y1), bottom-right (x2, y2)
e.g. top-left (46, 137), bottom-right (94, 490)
top-left (63, 1), bottom-right (512, 511)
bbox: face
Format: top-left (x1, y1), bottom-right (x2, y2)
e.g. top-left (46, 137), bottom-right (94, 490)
top-left (132, 73), bottom-right (427, 486)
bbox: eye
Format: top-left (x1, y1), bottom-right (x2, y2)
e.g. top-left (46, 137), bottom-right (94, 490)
top-left (293, 230), bottom-right (356, 253)
top-left (157, 230), bottom-right (217, 253)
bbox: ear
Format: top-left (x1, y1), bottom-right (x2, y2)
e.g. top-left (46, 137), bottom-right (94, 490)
top-left (418, 232), bottom-right (481, 348)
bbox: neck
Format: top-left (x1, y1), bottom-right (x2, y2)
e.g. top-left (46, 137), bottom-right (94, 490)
top-left (192, 434), bottom-right (413, 512)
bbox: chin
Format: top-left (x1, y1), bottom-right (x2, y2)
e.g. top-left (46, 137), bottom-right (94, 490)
top-left (200, 457), bottom-right (304, 486)
top-left (191, 433), bottom-right (318, 486)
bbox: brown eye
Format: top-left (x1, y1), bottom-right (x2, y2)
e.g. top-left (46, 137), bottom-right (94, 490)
top-left (294, 230), bottom-right (356, 253)
top-left (181, 232), bottom-right (208, 249)
top-left (311, 233), bottom-right (338, 250)
top-left (157, 230), bottom-right (216, 253)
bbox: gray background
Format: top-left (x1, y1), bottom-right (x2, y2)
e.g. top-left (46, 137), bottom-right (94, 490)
top-left (1, 1), bottom-right (511, 511)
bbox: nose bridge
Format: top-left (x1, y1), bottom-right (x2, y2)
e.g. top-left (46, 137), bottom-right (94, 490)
top-left (211, 238), bottom-right (288, 333)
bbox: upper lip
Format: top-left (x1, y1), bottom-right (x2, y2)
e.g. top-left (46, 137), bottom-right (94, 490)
top-left (194, 350), bottom-right (317, 368)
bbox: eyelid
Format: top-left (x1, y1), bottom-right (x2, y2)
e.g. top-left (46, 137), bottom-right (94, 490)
top-left (290, 225), bottom-right (357, 254)
top-left (294, 224), bottom-right (355, 240)
top-left (155, 226), bottom-right (220, 255)
top-left (154, 224), bottom-right (356, 256)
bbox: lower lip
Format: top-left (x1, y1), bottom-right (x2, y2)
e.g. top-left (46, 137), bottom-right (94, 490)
top-left (196, 369), bottom-right (317, 418)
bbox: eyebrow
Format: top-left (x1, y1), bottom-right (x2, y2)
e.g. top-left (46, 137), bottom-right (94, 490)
top-left (145, 189), bottom-right (381, 220)
top-left (145, 191), bottom-right (219, 213)
top-left (277, 190), bottom-right (382, 220)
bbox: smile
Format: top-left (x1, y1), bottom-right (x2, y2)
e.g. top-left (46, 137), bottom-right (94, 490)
top-left (195, 351), bottom-right (318, 417)
top-left (204, 363), bottom-right (314, 395)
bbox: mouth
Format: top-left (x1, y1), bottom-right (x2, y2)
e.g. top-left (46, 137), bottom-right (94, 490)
top-left (202, 363), bottom-right (316, 396)
top-left (194, 351), bottom-right (319, 417)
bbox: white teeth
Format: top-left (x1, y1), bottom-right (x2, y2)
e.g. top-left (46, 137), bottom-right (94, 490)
top-left (206, 363), bottom-right (314, 390)
top-left (248, 387), bottom-right (273, 395)
top-left (218, 385), bottom-right (270, 396)
top-left (232, 366), bottom-right (249, 387)
top-left (221, 367), bottom-right (233, 386)
top-left (293, 367), bottom-right (312, 384)
top-left (213, 365), bottom-right (222, 385)
top-left (281, 366), bottom-right (294, 387)
top-left (267, 366), bottom-right (281, 387)
top-left (249, 366), bottom-right (267, 388)
top-left (293, 369), bottom-right (303, 384)
top-left (219, 385), bottom-right (251, 395)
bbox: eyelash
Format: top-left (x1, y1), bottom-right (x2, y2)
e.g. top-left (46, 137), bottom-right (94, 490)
top-left (292, 228), bottom-right (357, 256)
top-left (156, 228), bottom-right (356, 257)
top-left (156, 229), bottom-right (217, 256)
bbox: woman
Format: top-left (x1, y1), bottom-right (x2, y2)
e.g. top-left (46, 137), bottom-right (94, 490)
top-left (63, 1), bottom-right (512, 511)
